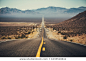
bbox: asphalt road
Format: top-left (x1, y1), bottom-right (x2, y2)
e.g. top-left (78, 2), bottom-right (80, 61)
top-left (0, 38), bottom-right (41, 57)
top-left (0, 28), bottom-right (86, 57)
top-left (0, 18), bottom-right (86, 57)
top-left (40, 28), bottom-right (86, 57)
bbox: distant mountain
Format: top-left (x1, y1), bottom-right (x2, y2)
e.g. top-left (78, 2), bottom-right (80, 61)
top-left (55, 10), bottom-right (86, 27)
top-left (34, 6), bottom-right (67, 14)
top-left (0, 6), bottom-right (86, 18)
top-left (64, 6), bottom-right (86, 13)
top-left (0, 7), bottom-right (38, 14)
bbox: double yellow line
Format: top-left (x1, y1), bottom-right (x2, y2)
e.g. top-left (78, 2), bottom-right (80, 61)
top-left (36, 37), bottom-right (44, 57)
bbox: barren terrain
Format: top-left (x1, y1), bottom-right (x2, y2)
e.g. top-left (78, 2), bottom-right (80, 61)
top-left (45, 11), bottom-right (86, 45)
top-left (0, 22), bottom-right (39, 41)
top-left (45, 27), bottom-right (86, 45)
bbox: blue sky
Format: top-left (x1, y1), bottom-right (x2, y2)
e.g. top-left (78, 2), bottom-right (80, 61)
top-left (0, 0), bottom-right (86, 10)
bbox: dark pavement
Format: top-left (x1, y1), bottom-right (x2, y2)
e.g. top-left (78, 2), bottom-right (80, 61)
top-left (40, 28), bottom-right (86, 57)
top-left (0, 38), bottom-right (41, 57)
top-left (41, 38), bottom-right (86, 57)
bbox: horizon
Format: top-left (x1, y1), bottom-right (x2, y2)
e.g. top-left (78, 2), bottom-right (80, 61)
top-left (0, 6), bottom-right (86, 11)
top-left (0, 0), bottom-right (86, 10)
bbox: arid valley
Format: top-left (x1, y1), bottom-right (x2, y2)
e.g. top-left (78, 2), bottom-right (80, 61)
top-left (0, 11), bottom-right (86, 45)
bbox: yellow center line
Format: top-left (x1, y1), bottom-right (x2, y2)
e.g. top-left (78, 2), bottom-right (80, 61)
top-left (36, 37), bottom-right (43, 57)
top-left (42, 47), bottom-right (45, 51)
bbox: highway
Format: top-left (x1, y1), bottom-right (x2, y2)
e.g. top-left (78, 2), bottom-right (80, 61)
top-left (40, 17), bottom-right (86, 57)
top-left (40, 29), bottom-right (86, 57)
top-left (0, 17), bottom-right (86, 57)
top-left (0, 38), bottom-right (42, 57)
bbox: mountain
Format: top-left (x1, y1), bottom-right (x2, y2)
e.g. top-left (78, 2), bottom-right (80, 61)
top-left (64, 6), bottom-right (86, 13)
top-left (34, 6), bottom-right (67, 14)
top-left (55, 10), bottom-right (86, 27)
top-left (0, 7), bottom-right (38, 14)
top-left (0, 6), bottom-right (86, 18)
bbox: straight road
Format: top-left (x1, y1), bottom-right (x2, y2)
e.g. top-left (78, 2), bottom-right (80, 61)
top-left (40, 28), bottom-right (86, 57)
top-left (0, 17), bottom-right (86, 57)
top-left (40, 17), bottom-right (86, 57)
top-left (0, 18), bottom-right (43, 57)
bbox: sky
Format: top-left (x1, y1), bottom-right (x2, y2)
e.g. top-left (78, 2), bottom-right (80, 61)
top-left (0, 0), bottom-right (86, 10)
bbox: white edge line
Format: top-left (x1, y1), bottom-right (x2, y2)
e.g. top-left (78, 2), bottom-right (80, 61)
top-left (0, 38), bottom-right (31, 43)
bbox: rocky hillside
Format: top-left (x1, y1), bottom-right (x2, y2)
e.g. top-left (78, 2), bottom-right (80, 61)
top-left (48, 11), bottom-right (86, 37)
top-left (46, 11), bottom-right (86, 45)
top-left (56, 11), bottom-right (86, 27)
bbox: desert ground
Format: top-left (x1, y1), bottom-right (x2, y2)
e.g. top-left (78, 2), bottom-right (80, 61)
top-left (45, 24), bottom-right (86, 45)
top-left (0, 22), bottom-right (40, 41)
top-left (0, 21), bottom-right (86, 45)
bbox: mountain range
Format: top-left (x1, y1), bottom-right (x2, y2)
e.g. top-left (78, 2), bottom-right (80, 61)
top-left (0, 6), bottom-right (86, 18)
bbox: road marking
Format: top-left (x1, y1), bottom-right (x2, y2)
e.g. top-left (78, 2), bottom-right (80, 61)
top-left (42, 47), bottom-right (45, 51)
top-left (0, 39), bottom-right (17, 43)
top-left (44, 42), bottom-right (46, 44)
top-left (0, 39), bottom-right (31, 43)
top-left (36, 37), bottom-right (43, 57)
top-left (64, 41), bottom-right (86, 46)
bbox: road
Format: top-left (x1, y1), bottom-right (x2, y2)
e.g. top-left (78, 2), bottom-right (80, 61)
top-left (0, 38), bottom-right (42, 57)
top-left (0, 26), bottom-right (42, 57)
top-left (0, 17), bottom-right (86, 57)
top-left (40, 28), bottom-right (86, 57)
